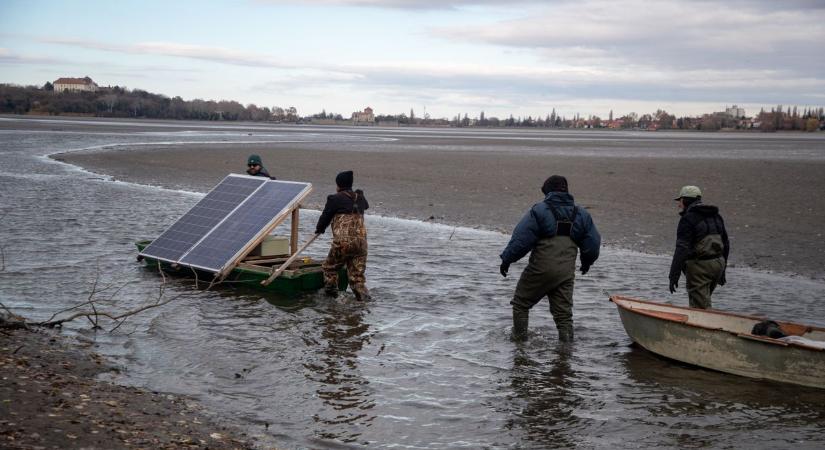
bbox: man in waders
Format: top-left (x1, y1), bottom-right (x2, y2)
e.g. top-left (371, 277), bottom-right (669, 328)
top-left (315, 170), bottom-right (370, 301)
top-left (499, 175), bottom-right (601, 342)
top-left (669, 185), bottom-right (730, 309)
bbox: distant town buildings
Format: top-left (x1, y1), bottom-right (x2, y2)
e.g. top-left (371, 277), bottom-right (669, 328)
top-left (351, 106), bottom-right (374, 124)
top-left (724, 105), bottom-right (746, 118)
top-left (53, 76), bottom-right (98, 93)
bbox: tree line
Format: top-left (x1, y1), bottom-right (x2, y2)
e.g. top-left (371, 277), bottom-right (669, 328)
top-left (0, 83), bottom-right (300, 122)
top-left (2, 82), bottom-right (823, 131)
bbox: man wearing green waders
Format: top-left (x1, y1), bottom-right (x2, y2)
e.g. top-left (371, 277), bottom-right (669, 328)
top-left (499, 175), bottom-right (601, 342)
top-left (669, 185), bottom-right (730, 309)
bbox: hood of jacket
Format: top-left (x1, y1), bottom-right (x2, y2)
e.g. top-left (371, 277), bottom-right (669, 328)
top-left (543, 191), bottom-right (574, 207)
top-left (681, 201), bottom-right (718, 217)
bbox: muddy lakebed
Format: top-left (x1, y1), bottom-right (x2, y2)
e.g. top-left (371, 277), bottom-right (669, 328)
top-left (1, 117), bottom-right (825, 448)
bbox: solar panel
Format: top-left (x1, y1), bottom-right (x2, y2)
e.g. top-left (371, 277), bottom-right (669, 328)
top-left (140, 175), bottom-right (266, 263)
top-left (180, 181), bottom-right (310, 273)
top-left (139, 175), bottom-right (312, 276)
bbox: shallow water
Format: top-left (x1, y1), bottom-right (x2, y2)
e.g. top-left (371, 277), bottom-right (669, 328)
top-left (2, 120), bottom-right (825, 449)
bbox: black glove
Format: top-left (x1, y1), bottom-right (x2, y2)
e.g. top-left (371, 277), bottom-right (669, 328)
top-left (500, 262), bottom-right (510, 278)
top-left (719, 271), bottom-right (726, 286)
top-left (669, 279), bottom-right (678, 294)
top-left (580, 265), bottom-right (590, 275)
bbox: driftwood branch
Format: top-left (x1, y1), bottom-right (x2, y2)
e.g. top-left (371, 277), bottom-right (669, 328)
top-left (0, 211), bottom-right (7, 272)
top-left (9, 261), bottom-right (198, 330)
top-left (4, 252), bottom-right (223, 331)
top-left (0, 302), bottom-right (29, 330)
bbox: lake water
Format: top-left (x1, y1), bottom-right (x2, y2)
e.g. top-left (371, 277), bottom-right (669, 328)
top-left (1, 118), bottom-right (824, 449)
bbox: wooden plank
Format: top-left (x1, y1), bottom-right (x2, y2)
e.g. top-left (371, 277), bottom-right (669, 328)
top-left (738, 333), bottom-right (789, 346)
top-left (777, 322), bottom-right (812, 337)
top-left (291, 207), bottom-right (299, 255)
top-left (261, 234), bottom-right (319, 286)
top-left (241, 256), bottom-right (290, 265)
top-left (632, 308), bottom-right (689, 323)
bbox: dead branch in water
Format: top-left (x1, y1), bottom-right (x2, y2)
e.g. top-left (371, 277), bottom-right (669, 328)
top-left (0, 211), bottom-right (7, 272)
top-left (5, 261), bottom-right (201, 331)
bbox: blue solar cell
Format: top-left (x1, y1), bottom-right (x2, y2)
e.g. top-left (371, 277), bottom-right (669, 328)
top-left (140, 175), bottom-right (266, 263)
top-left (180, 181), bottom-right (310, 273)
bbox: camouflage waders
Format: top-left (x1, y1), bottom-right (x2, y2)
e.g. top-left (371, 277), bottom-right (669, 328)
top-left (323, 213), bottom-right (369, 300)
top-left (510, 235), bottom-right (578, 341)
top-left (685, 234), bottom-right (725, 309)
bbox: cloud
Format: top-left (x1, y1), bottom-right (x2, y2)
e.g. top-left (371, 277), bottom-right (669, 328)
top-left (39, 38), bottom-right (295, 69)
top-left (258, 58), bottom-right (825, 112)
top-left (0, 48), bottom-right (69, 65)
top-left (254, 0), bottom-right (539, 10)
top-left (432, 0), bottom-right (825, 75)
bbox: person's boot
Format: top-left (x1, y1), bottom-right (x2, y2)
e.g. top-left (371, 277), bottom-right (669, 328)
top-left (324, 284), bottom-right (339, 298)
top-left (512, 309), bottom-right (529, 342)
top-left (558, 325), bottom-right (574, 342)
top-left (353, 286), bottom-right (371, 302)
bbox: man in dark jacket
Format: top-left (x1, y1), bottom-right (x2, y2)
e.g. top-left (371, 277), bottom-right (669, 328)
top-left (315, 170), bottom-right (370, 301)
top-left (500, 175), bottom-right (601, 342)
top-left (669, 185), bottom-right (730, 309)
top-left (246, 154), bottom-right (275, 179)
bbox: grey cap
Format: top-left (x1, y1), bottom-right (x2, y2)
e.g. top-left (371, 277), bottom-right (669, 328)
top-left (674, 185), bottom-right (702, 200)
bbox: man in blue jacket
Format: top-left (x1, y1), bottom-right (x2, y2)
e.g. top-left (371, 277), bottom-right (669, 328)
top-left (500, 175), bottom-right (601, 342)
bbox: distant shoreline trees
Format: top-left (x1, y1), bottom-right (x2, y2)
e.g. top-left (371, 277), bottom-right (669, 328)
top-left (0, 83), bottom-right (300, 123)
top-left (1, 82), bottom-right (823, 131)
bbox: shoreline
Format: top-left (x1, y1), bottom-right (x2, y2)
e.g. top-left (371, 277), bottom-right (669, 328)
top-left (52, 139), bottom-right (825, 280)
top-left (0, 325), bottom-right (255, 450)
top-left (3, 113), bottom-right (823, 135)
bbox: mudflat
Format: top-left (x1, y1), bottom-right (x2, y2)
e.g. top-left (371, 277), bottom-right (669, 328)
top-left (0, 327), bottom-right (253, 449)
top-left (39, 120), bottom-right (825, 279)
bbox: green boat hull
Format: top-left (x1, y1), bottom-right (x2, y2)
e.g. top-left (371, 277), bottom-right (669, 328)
top-left (135, 240), bottom-right (348, 298)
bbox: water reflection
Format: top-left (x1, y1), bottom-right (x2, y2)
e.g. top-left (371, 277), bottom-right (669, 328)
top-left (506, 344), bottom-right (584, 448)
top-left (303, 301), bottom-right (376, 445)
top-left (619, 347), bottom-right (825, 446)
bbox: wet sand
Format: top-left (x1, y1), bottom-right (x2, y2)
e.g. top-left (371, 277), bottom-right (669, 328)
top-left (0, 327), bottom-right (253, 449)
top-left (53, 130), bottom-right (825, 280)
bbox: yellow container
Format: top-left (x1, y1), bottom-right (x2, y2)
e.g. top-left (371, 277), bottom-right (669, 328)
top-left (251, 235), bottom-right (289, 257)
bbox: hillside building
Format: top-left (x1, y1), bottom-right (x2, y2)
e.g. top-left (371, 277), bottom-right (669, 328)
top-left (53, 76), bottom-right (98, 93)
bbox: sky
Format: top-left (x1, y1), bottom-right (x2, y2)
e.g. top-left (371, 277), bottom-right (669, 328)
top-left (1, 0), bottom-right (824, 119)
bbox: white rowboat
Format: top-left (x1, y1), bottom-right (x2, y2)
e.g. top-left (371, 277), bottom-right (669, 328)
top-left (610, 295), bottom-right (825, 389)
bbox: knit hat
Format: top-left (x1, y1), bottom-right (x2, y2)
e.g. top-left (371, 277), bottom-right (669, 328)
top-left (335, 170), bottom-right (354, 189)
top-left (247, 154), bottom-right (262, 166)
top-left (541, 175), bottom-right (568, 195)
top-left (674, 185), bottom-right (702, 200)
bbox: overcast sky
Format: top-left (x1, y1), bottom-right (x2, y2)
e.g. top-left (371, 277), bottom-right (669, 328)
top-left (1, 0), bottom-right (824, 119)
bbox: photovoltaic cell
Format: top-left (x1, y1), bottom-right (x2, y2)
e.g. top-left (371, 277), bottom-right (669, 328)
top-left (180, 181), bottom-right (310, 272)
top-left (139, 175), bottom-right (266, 263)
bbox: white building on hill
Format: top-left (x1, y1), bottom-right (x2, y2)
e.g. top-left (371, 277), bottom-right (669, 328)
top-left (53, 76), bottom-right (99, 93)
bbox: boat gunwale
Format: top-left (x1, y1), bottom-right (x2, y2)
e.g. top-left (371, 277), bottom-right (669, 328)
top-left (610, 295), bottom-right (825, 352)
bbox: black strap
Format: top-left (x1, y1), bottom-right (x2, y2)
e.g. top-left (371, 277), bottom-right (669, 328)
top-left (549, 205), bottom-right (577, 223)
top-left (549, 205), bottom-right (577, 237)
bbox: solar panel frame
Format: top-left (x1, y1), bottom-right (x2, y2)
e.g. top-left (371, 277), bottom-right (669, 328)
top-left (179, 180), bottom-right (312, 275)
top-left (138, 174), bottom-right (267, 264)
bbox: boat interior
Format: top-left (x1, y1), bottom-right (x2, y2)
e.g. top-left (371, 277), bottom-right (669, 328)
top-left (611, 296), bottom-right (825, 346)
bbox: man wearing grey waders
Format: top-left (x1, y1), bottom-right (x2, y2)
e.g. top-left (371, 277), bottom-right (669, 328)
top-left (669, 185), bottom-right (730, 309)
top-left (499, 175), bottom-right (601, 342)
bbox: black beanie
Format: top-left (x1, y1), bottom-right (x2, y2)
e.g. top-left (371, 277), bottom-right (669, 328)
top-left (335, 170), bottom-right (354, 189)
top-left (541, 175), bottom-right (568, 195)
